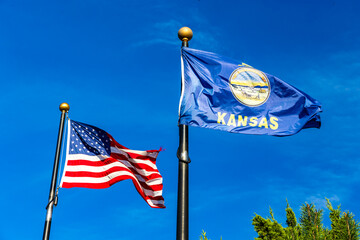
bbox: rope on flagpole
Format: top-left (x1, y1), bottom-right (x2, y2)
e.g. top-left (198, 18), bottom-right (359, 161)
top-left (53, 112), bottom-right (68, 206)
top-left (56, 113), bottom-right (68, 188)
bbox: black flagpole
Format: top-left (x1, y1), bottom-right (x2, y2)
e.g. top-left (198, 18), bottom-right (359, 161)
top-left (42, 102), bottom-right (70, 240)
top-left (176, 27), bottom-right (193, 240)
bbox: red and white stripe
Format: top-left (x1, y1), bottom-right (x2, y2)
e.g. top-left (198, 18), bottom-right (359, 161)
top-left (60, 121), bottom-right (165, 208)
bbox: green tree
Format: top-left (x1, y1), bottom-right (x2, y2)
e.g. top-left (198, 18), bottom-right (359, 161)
top-left (200, 230), bottom-right (222, 240)
top-left (327, 199), bottom-right (360, 240)
top-left (252, 199), bottom-right (360, 240)
top-left (252, 207), bottom-right (286, 240)
top-left (299, 203), bottom-right (328, 240)
top-left (200, 230), bottom-right (210, 240)
top-left (285, 201), bottom-right (301, 240)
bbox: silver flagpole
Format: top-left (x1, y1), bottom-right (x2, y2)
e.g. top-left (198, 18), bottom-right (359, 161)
top-left (42, 102), bottom-right (69, 240)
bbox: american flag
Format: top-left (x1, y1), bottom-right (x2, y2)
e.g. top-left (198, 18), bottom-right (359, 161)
top-left (60, 120), bottom-right (165, 208)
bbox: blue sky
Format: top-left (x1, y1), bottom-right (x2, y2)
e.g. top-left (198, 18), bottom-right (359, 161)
top-left (1, 0), bottom-right (360, 239)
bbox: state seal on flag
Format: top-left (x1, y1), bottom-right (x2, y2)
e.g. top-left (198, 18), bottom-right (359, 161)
top-left (229, 67), bottom-right (270, 107)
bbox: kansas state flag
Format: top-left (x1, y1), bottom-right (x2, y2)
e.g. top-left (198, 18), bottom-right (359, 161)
top-left (179, 47), bottom-right (322, 136)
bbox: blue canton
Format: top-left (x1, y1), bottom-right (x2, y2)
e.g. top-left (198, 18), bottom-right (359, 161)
top-left (69, 120), bottom-right (111, 156)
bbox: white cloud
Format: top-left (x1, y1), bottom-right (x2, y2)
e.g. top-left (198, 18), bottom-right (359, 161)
top-left (132, 19), bottom-right (182, 48)
top-left (305, 194), bottom-right (340, 209)
top-left (130, 8), bottom-right (221, 50)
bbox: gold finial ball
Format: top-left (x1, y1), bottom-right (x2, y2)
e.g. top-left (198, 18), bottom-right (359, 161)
top-left (178, 27), bottom-right (193, 42)
top-left (59, 102), bottom-right (70, 112)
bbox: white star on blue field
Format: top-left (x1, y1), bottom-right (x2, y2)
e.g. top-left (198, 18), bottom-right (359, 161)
top-left (1, 1), bottom-right (359, 239)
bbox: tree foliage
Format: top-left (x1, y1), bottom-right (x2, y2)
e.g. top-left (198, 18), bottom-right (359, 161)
top-left (200, 199), bottom-right (358, 239)
top-left (200, 230), bottom-right (210, 240)
top-left (252, 199), bottom-right (360, 240)
top-left (252, 207), bottom-right (286, 240)
top-left (200, 230), bottom-right (222, 240)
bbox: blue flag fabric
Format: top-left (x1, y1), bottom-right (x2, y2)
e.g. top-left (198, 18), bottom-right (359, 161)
top-left (179, 47), bottom-right (322, 136)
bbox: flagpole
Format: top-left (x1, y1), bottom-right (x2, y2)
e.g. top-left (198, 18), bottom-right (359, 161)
top-left (177, 27), bottom-right (193, 240)
top-left (43, 102), bottom-right (70, 240)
